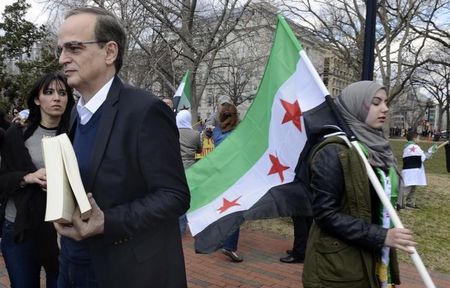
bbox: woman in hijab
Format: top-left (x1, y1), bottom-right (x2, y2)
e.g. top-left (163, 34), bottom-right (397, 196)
top-left (302, 81), bottom-right (415, 288)
top-left (176, 109), bottom-right (202, 169)
top-left (176, 109), bottom-right (201, 234)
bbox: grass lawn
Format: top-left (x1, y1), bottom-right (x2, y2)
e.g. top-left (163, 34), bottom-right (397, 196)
top-left (243, 139), bottom-right (450, 273)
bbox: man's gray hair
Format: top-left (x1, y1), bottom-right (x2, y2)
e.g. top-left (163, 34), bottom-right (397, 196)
top-left (65, 7), bottom-right (127, 73)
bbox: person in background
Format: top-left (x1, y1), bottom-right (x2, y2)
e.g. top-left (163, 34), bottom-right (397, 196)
top-left (0, 108), bottom-right (10, 131)
top-left (205, 95), bottom-right (232, 127)
top-left (0, 72), bottom-right (74, 288)
top-left (162, 97), bottom-right (174, 111)
top-left (11, 107), bottom-right (20, 122)
top-left (54, 7), bottom-right (189, 288)
top-left (176, 109), bottom-right (201, 234)
top-left (212, 102), bottom-right (243, 263)
top-left (302, 81), bottom-right (415, 288)
top-left (400, 130), bottom-right (433, 209)
top-left (0, 128), bottom-right (4, 145)
top-left (279, 216), bottom-right (312, 263)
top-left (0, 108), bottom-right (9, 164)
top-left (194, 115), bottom-right (205, 132)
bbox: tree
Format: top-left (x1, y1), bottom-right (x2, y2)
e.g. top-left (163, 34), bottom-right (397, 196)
top-left (44, 0), bottom-right (258, 121)
top-left (413, 57), bottom-right (450, 133)
top-left (278, 0), bottom-right (444, 104)
top-left (131, 0), bottom-right (257, 121)
top-left (409, 1), bottom-right (450, 68)
top-left (208, 30), bottom-right (267, 108)
top-left (0, 0), bottom-right (58, 108)
top-left (0, 0), bottom-right (46, 60)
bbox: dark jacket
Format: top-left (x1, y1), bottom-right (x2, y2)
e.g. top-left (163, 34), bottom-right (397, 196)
top-left (73, 77), bottom-right (190, 288)
top-left (302, 136), bottom-right (399, 288)
top-left (0, 125), bottom-right (59, 272)
top-left (0, 127), bottom-right (4, 151)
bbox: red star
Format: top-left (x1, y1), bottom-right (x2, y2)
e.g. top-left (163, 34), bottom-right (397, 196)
top-left (217, 196), bottom-right (241, 213)
top-left (410, 146), bottom-right (416, 153)
top-left (281, 99), bottom-right (302, 131)
top-left (268, 154), bottom-right (290, 183)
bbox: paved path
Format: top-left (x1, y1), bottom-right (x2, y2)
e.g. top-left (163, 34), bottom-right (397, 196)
top-left (1, 227), bottom-right (449, 287)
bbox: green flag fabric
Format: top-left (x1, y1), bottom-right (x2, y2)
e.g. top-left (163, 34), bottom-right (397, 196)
top-left (187, 15), bottom-right (330, 252)
top-left (173, 71), bottom-right (191, 112)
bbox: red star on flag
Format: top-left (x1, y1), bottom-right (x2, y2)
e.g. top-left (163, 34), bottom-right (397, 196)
top-left (410, 146), bottom-right (416, 153)
top-left (217, 196), bottom-right (241, 213)
top-left (268, 154), bottom-right (290, 182)
top-left (281, 99), bottom-right (302, 131)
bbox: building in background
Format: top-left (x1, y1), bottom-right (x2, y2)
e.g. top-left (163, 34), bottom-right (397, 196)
top-left (388, 87), bottom-right (437, 137)
top-left (195, 2), bottom-right (356, 120)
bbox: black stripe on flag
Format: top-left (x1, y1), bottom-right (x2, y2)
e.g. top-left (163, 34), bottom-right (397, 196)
top-left (403, 156), bottom-right (422, 169)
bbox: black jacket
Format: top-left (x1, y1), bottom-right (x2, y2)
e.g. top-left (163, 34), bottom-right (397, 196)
top-left (0, 124), bottom-right (58, 272)
top-left (75, 77), bottom-right (190, 288)
top-left (310, 142), bottom-right (387, 249)
top-left (0, 127), bottom-right (4, 150)
top-left (303, 137), bottom-right (399, 288)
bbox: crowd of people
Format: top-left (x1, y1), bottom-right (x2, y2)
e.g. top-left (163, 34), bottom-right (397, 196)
top-left (0, 5), bottom-right (445, 288)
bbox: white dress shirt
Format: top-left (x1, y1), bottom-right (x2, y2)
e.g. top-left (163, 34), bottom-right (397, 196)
top-left (76, 77), bottom-right (114, 125)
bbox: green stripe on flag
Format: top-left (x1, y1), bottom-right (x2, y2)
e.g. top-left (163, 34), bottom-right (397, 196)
top-left (183, 71), bottom-right (191, 103)
top-left (175, 70), bottom-right (191, 111)
top-left (187, 15), bottom-right (303, 212)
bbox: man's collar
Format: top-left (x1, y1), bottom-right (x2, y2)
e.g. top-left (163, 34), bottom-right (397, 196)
top-left (77, 77), bottom-right (114, 114)
top-left (76, 77), bottom-right (114, 125)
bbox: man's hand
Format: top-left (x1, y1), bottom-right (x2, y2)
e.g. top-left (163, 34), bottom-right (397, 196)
top-left (54, 193), bottom-right (104, 241)
top-left (385, 227), bottom-right (416, 254)
top-left (54, 222), bottom-right (83, 241)
top-left (72, 193), bottom-right (105, 238)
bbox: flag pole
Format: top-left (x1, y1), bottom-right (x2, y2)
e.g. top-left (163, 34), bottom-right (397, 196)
top-left (361, 0), bottom-right (377, 80)
top-left (352, 143), bottom-right (435, 288)
top-left (436, 140), bottom-right (449, 150)
top-left (325, 96), bottom-right (436, 288)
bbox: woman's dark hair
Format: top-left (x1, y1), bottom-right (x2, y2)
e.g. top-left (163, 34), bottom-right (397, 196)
top-left (219, 102), bottom-right (239, 132)
top-left (24, 72), bottom-right (74, 140)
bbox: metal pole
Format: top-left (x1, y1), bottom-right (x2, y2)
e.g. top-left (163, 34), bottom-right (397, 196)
top-left (361, 0), bottom-right (377, 80)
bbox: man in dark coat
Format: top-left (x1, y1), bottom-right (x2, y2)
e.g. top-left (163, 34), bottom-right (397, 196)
top-left (54, 7), bottom-right (190, 288)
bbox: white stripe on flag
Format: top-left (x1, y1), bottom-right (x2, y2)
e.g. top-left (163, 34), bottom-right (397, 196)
top-left (188, 52), bottom-right (326, 236)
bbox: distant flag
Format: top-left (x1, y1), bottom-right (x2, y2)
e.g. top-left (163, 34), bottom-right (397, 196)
top-left (426, 143), bottom-right (438, 158)
top-left (173, 71), bottom-right (191, 112)
top-left (186, 15), bottom-right (337, 253)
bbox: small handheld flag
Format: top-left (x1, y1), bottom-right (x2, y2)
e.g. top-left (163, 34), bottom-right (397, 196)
top-left (173, 71), bottom-right (191, 112)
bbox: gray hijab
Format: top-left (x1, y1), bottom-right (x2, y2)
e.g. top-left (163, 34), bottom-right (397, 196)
top-left (334, 81), bottom-right (396, 169)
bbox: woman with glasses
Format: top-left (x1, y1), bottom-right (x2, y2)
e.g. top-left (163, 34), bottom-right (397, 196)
top-left (0, 72), bottom-right (74, 287)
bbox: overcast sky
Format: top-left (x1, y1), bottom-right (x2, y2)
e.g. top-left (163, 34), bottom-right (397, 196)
top-left (0, 0), bottom-right (47, 25)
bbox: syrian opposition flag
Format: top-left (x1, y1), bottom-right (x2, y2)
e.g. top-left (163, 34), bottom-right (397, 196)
top-left (186, 15), bottom-right (335, 253)
top-left (401, 143), bottom-right (427, 186)
top-left (173, 70), bottom-right (191, 112)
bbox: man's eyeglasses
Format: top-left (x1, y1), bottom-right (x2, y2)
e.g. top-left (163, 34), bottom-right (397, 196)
top-left (55, 40), bottom-right (107, 58)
